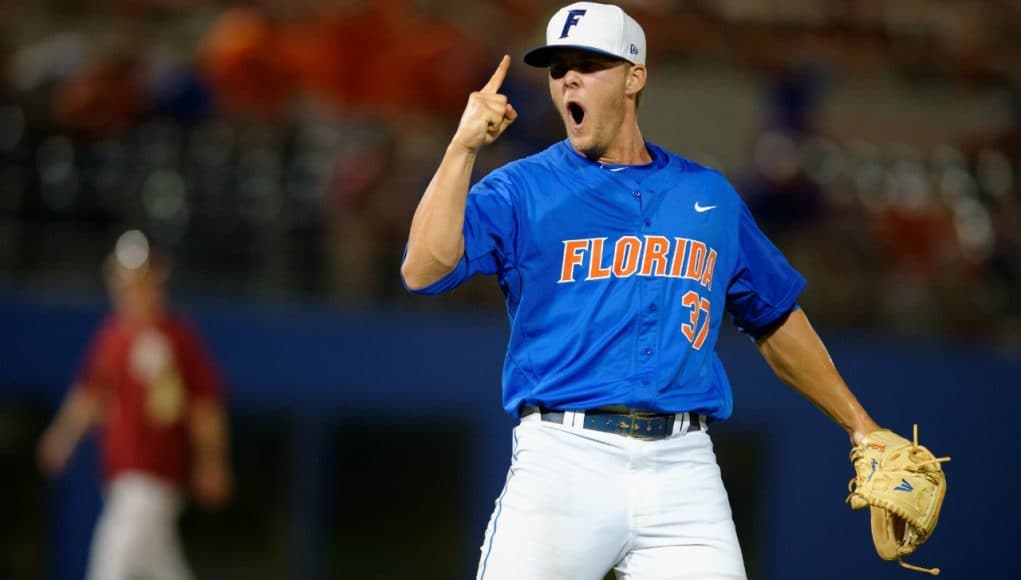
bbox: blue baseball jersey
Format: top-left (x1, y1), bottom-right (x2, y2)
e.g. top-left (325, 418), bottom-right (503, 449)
top-left (405, 140), bottom-right (805, 420)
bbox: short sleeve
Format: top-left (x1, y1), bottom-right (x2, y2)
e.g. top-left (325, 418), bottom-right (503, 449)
top-left (725, 200), bottom-right (806, 338)
top-left (405, 170), bottom-right (518, 295)
top-left (174, 318), bottom-right (224, 403)
top-left (75, 317), bottom-right (117, 395)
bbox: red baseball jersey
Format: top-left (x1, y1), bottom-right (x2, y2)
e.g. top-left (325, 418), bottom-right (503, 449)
top-left (75, 312), bottom-right (224, 487)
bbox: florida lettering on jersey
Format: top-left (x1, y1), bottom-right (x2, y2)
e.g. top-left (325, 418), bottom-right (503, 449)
top-left (558, 235), bottom-right (717, 291)
top-left (559, 234), bottom-right (718, 351)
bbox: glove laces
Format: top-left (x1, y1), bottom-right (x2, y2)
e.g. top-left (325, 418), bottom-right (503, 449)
top-left (887, 424), bottom-right (951, 483)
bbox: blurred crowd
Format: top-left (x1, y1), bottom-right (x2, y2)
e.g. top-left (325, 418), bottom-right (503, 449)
top-left (0, 0), bottom-right (1019, 347)
top-left (739, 69), bottom-right (1021, 346)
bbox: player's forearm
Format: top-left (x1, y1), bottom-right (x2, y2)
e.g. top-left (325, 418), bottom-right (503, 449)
top-left (45, 387), bottom-right (101, 449)
top-left (755, 309), bottom-right (880, 441)
top-left (189, 399), bottom-right (229, 466)
top-left (401, 143), bottom-right (477, 289)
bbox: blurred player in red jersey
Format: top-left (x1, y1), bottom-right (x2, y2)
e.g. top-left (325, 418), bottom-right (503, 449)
top-left (37, 230), bottom-right (232, 580)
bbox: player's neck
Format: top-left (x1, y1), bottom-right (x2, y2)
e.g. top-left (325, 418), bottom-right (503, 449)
top-left (118, 306), bottom-right (166, 328)
top-left (596, 122), bottom-right (650, 166)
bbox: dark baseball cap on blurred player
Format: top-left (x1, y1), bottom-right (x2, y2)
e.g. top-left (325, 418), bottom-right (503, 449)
top-left (523, 2), bottom-right (646, 68)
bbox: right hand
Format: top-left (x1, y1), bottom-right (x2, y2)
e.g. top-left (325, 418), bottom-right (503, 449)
top-left (450, 55), bottom-right (518, 153)
top-left (37, 430), bottom-right (74, 477)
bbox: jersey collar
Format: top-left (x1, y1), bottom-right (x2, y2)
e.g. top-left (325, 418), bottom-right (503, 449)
top-left (558, 139), bottom-right (669, 172)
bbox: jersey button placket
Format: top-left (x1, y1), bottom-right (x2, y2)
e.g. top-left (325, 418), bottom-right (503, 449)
top-left (637, 307), bottom-right (658, 396)
top-left (634, 187), bottom-right (658, 398)
top-left (633, 188), bottom-right (653, 394)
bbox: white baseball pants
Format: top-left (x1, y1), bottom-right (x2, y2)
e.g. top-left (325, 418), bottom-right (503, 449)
top-left (477, 412), bottom-right (747, 580)
top-left (86, 472), bottom-right (194, 580)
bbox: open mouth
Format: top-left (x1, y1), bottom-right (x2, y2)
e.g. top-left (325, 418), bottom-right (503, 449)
top-left (567, 101), bottom-right (585, 126)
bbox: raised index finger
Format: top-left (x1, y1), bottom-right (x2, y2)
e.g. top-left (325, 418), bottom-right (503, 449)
top-left (480, 55), bottom-right (511, 94)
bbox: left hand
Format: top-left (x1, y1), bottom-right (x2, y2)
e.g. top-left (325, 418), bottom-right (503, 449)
top-left (191, 457), bottom-right (232, 509)
top-left (850, 417), bottom-right (883, 447)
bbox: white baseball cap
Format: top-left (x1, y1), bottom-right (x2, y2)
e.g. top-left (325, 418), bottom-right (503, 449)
top-left (524, 2), bottom-right (646, 68)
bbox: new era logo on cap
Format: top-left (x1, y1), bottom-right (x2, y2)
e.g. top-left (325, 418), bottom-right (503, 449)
top-left (524, 2), bottom-right (646, 68)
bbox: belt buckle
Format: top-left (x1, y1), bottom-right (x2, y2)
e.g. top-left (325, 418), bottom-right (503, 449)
top-left (629, 410), bottom-right (657, 440)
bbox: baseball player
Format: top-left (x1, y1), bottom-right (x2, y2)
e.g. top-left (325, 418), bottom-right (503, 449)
top-left (37, 230), bottom-right (232, 580)
top-left (402, 2), bottom-right (883, 578)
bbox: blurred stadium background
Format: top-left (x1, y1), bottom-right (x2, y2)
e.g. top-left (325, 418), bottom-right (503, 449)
top-left (0, 0), bottom-right (1018, 579)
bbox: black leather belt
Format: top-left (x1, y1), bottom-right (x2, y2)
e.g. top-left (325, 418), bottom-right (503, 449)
top-left (520, 405), bottom-right (702, 441)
